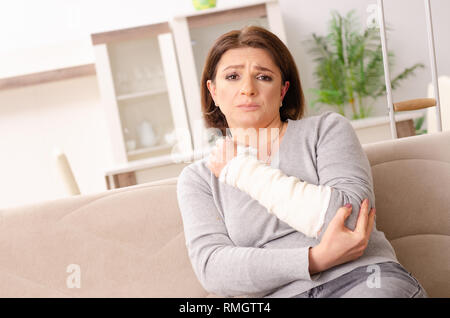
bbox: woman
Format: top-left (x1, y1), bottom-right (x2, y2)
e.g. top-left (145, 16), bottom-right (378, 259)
top-left (176, 26), bottom-right (427, 298)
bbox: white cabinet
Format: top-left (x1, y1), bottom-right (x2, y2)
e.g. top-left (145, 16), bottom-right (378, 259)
top-left (93, 0), bottom-right (287, 188)
top-left (171, 0), bottom-right (287, 151)
top-left (91, 22), bottom-right (192, 165)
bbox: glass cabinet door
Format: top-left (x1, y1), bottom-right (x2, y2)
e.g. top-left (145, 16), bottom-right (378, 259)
top-left (92, 23), bottom-right (191, 164)
top-left (171, 0), bottom-right (287, 152)
top-left (190, 17), bottom-right (269, 85)
top-left (109, 36), bottom-right (174, 161)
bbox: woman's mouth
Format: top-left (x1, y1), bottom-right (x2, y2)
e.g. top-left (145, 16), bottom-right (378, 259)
top-left (237, 103), bottom-right (260, 111)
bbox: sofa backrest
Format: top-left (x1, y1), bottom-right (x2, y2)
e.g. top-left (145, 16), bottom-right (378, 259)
top-left (363, 131), bottom-right (450, 297)
top-left (0, 177), bottom-right (210, 297)
top-left (363, 131), bottom-right (450, 240)
top-left (1, 132), bottom-right (449, 298)
top-left (163, 131), bottom-right (450, 297)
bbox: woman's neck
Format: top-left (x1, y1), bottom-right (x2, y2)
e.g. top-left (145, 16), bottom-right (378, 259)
top-left (229, 120), bottom-right (287, 157)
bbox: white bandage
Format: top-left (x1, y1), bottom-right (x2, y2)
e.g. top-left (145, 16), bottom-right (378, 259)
top-left (218, 144), bottom-right (257, 183)
top-left (219, 154), bottom-right (331, 238)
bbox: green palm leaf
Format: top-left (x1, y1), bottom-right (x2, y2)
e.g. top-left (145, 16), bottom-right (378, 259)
top-left (307, 10), bottom-right (424, 119)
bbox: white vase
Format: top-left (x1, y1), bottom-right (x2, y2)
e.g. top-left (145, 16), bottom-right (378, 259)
top-left (126, 139), bottom-right (136, 151)
top-left (164, 130), bottom-right (177, 145)
top-left (138, 121), bottom-right (157, 147)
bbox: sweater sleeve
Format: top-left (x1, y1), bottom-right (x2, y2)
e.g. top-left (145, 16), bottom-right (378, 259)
top-left (314, 112), bottom-right (375, 240)
top-left (219, 154), bottom-right (331, 238)
top-left (176, 165), bottom-right (315, 297)
top-left (216, 111), bottom-right (374, 240)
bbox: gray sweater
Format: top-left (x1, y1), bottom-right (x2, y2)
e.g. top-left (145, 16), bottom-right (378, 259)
top-left (176, 111), bottom-right (398, 298)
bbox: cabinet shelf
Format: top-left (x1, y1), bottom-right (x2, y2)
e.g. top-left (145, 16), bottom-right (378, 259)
top-left (127, 142), bottom-right (174, 156)
top-left (93, 1), bottom-right (282, 173)
top-left (116, 88), bottom-right (168, 101)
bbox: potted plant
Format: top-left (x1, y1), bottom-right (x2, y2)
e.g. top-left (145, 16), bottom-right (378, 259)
top-left (307, 10), bottom-right (424, 120)
top-left (192, 0), bottom-right (217, 11)
top-left (414, 115), bottom-right (427, 135)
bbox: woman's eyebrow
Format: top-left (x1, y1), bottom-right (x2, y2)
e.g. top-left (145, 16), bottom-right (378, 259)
top-left (221, 65), bottom-right (242, 72)
top-left (255, 66), bottom-right (275, 74)
top-left (221, 65), bottom-right (275, 74)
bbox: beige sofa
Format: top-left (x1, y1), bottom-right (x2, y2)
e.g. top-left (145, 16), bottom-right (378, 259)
top-left (1, 131), bottom-right (449, 298)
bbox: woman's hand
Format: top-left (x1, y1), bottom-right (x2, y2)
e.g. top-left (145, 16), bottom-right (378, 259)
top-left (206, 137), bottom-right (238, 178)
top-left (309, 198), bottom-right (376, 275)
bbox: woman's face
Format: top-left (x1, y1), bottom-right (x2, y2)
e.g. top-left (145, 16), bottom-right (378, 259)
top-left (207, 47), bottom-right (289, 130)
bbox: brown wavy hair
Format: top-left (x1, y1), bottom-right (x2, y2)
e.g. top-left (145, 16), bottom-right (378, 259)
top-left (201, 26), bottom-right (305, 136)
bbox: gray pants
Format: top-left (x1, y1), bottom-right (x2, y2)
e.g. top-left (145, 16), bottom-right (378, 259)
top-left (293, 262), bottom-right (428, 298)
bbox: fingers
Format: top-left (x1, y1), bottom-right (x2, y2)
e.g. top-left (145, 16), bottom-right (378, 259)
top-left (232, 134), bottom-right (251, 147)
top-left (333, 204), bottom-right (352, 226)
top-left (211, 138), bottom-right (227, 162)
top-left (232, 134), bottom-right (243, 147)
top-left (342, 204), bottom-right (353, 220)
top-left (232, 134), bottom-right (239, 145)
top-left (366, 208), bottom-right (376, 236)
top-left (355, 198), bottom-right (370, 234)
top-left (205, 157), bottom-right (213, 171)
top-left (224, 138), bottom-right (237, 160)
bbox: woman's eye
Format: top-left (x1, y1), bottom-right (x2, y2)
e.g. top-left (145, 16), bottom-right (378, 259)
top-left (225, 74), bottom-right (239, 80)
top-left (257, 75), bottom-right (272, 81)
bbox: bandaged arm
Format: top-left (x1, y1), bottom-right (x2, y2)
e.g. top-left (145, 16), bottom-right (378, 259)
top-left (219, 149), bottom-right (331, 239)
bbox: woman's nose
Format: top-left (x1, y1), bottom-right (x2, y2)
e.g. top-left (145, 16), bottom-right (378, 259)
top-left (240, 78), bottom-right (257, 96)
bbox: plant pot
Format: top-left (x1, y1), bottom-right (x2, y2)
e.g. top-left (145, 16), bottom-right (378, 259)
top-left (350, 112), bottom-right (425, 144)
top-left (192, 0), bottom-right (216, 10)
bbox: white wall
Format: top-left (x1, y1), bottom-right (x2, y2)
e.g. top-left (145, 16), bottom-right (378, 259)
top-left (0, 76), bottom-right (112, 209)
top-left (0, 0), bottom-right (246, 77)
top-left (0, 0), bottom-right (449, 209)
top-left (280, 0), bottom-right (450, 117)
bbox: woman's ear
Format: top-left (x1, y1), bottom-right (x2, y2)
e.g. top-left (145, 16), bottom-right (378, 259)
top-left (207, 80), bottom-right (217, 104)
top-left (281, 81), bottom-right (290, 101)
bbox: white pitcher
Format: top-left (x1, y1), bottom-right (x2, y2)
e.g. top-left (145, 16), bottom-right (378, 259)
top-left (138, 120), bottom-right (157, 147)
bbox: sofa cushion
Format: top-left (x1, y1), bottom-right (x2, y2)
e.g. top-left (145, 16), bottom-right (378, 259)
top-left (0, 179), bottom-right (209, 297)
top-left (390, 234), bottom-right (450, 298)
top-left (1, 132), bottom-right (449, 298)
top-left (364, 131), bottom-right (450, 298)
top-left (371, 159), bottom-right (450, 241)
